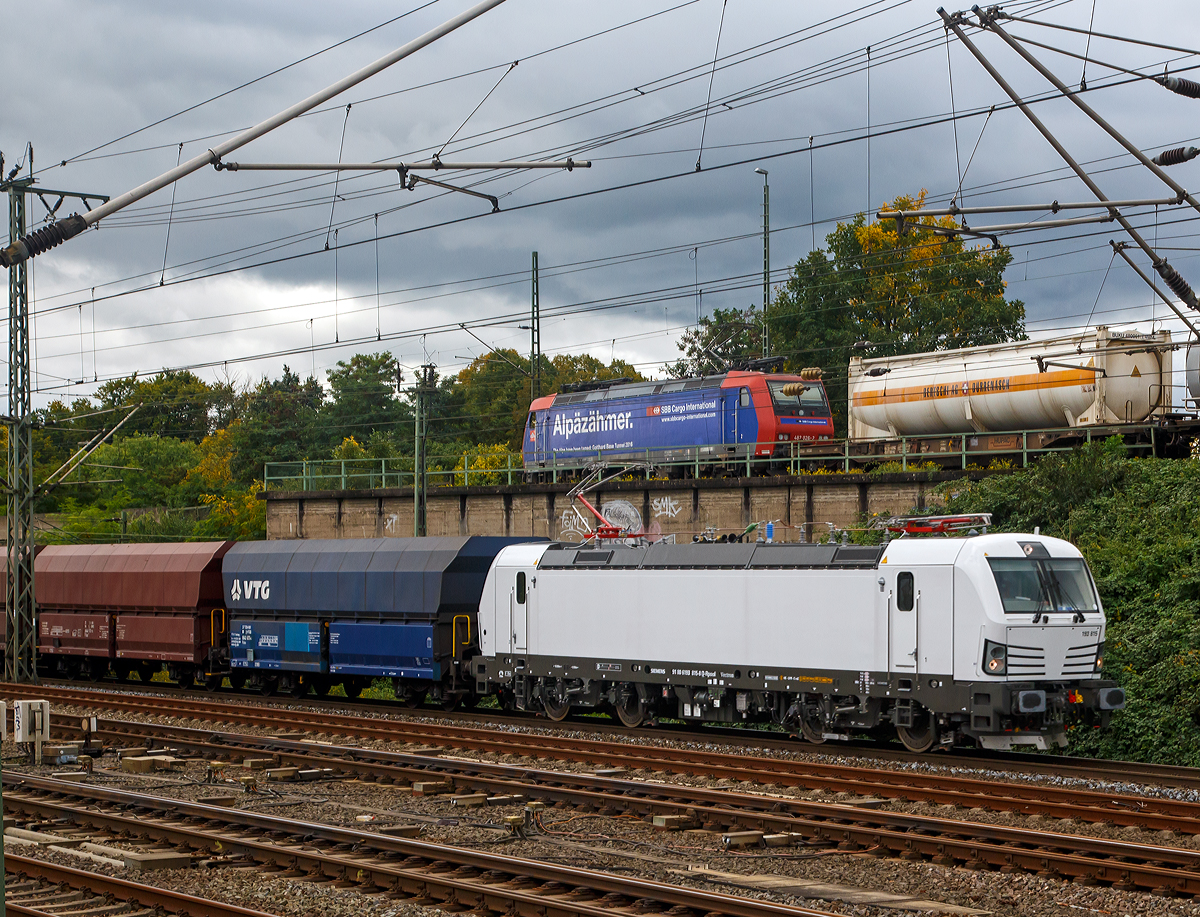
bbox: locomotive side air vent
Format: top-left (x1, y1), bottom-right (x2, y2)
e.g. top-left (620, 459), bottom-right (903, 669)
top-left (832, 545), bottom-right (886, 566)
top-left (747, 544), bottom-right (838, 568)
top-left (575, 551), bottom-right (613, 564)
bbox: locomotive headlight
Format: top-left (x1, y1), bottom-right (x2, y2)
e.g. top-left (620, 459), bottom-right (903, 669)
top-left (983, 639), bottom-right (1007, 675)
top-left (1095, 641), bottom-right (1105, 672)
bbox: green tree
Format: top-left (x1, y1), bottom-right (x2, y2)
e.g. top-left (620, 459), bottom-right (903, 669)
top-left (97, 370), bottom-right (215, 441)
top-left (231, 366), bottom-right (324, 482)
top-left (771, 191), bottom-right (1026, 434)
top-left (322, 352), bottom-right (407, 447)
top-left (663, 306), bottom-right (766, 378)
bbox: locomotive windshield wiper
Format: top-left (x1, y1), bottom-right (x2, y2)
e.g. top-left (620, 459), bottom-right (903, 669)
top-left (1031, 560), bottom-right (1054, 623)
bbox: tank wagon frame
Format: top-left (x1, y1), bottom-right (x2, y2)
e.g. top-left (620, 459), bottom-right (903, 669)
top-left (843, 325), bottom-right (1197, 468)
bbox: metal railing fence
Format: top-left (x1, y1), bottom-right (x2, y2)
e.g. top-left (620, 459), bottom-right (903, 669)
top-left (263, 424), bottom-right (1157, 492)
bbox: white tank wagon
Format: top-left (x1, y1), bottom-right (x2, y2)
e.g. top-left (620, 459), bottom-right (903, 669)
top-left (472, 534), bottom-right (1124, 752)
top-left (848, 326), bottom-right (1173, 442)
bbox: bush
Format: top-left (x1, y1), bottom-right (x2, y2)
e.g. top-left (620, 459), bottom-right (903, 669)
top-left (943, 441), bottom-right (1200, 764)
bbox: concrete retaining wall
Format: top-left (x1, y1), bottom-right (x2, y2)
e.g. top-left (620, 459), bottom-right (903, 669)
top-left (264, 471), bottom-right (987, 542)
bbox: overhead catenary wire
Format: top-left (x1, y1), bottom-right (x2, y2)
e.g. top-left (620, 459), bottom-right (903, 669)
top-left (159, 142), bottom-right (184, 286)
top-left (695, 0), bottom-right (730, 172)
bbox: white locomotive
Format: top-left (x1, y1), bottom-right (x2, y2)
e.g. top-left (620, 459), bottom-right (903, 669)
top-left (473, 532), bottom-right (1125, 751)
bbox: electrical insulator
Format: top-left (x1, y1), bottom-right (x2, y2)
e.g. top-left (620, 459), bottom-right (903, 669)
top-left (799, 367), bottom-right (823, 380)
top-left (0, 213), bottom-right (86, 267)
top-left (1152, 147), bottom-right (1200, 167)
top-left (780, 383), bottom-right (809, 397)
top-left (1159, 75), bottom-right (1200, 99)
top-left (1155, 260), bottom-right (1200, 310)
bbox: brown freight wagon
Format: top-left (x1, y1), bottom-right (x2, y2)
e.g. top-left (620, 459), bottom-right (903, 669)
top-left (35, 542), bottom-right (234, 685)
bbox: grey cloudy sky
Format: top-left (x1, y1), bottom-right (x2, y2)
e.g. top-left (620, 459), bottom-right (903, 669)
top-left (4, 0), bottom-right (1200, 407)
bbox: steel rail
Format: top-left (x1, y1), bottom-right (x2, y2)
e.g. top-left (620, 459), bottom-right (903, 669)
top-left (5, 853), bottom-right (275, 917)
top-left (80, 718), bottom-right (1200, 882)
top-left (28, 679), bottom-right (1200, 793)
top-left (14, 684), bottom-right (1200, 828)
top-left (5, 772), bottom-right (1200, 898)
top-left (82, 717), bottom-right (1200, 834)
top-left (1, 774), bottom-right (838, 917)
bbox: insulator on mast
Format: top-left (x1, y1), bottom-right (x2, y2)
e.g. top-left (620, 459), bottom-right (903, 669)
top-left (1158, 75), bottom-right (1200, 99)
top-left (1155, 260), bottom-right (1200, 309)
top-left (1153, 146), bottom-right (1200, 167)
top-left (0, 213), bottom-right (87, 267)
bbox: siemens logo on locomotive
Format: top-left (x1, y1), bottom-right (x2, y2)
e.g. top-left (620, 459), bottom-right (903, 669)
top-left (229, 579), bottom-right (270, 601)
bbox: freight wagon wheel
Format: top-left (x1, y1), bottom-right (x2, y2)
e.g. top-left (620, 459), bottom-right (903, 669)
top-left (289, 676), bottom-right (309, 698)
top-left (229, 671), bottom-right (247, 691)
top-left (204, 675), bottom-right (222, 692)
top-left (896, 709), bottom-right (936, 753)
top-left (402, 689), bottom-right (427, 708)
top-left (258, 678), bottom-right (278, 697)
top-left (137, 662), bottom-right (159, 683)
top-left (614, 688), bottom-right (645, 728)
top-left (114, 662), bottom-right (132, 682)
top-left (83, 660), bottom-right (105, 682)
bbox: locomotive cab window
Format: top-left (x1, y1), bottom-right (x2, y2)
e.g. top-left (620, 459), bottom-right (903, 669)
top-left (988, 557), bottom-right (1098, 614)
top-left (767, 379), bottom-right (830, 417)
top-left (740, 388), bottom-right (751, 407)
top-left (897, 572), bottom-right (914, 611)
top-left (516, 572), bottom-right (527, 604)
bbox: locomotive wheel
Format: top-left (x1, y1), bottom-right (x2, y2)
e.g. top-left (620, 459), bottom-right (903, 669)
top-left (542, 696), bottom-right (572, 722)
top-left (441, 693), bottom-right (461, 712)
top-left (614, 689), bottom-right (645, 728)
top-left (799, 715), bottom-right (826, 745)
top-left (897, 709), bottom-right (936, 753)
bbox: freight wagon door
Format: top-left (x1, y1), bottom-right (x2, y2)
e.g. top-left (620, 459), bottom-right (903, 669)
top-left (888, 570), bottom-right (918, 671)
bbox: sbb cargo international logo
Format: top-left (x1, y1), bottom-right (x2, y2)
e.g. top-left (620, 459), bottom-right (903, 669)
top-left (647, 405), bottom-right (661, 416)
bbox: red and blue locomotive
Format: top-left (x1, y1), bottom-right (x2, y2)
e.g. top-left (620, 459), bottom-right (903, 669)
top-left (523, 367), bottom-right (833, 473)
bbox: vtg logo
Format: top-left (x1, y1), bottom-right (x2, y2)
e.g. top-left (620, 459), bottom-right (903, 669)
top-left (230, 579), bottom-right (271, 601)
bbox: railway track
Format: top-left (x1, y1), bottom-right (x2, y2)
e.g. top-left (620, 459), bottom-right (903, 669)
top-left (27, 678), bottom-right (1200, 794)
top-left (6, 764), bottom-right (1200, 899)
top-left (66, 715), bottom-right (1200, 895)
top-left (1, 773), bottom-right (840, 917)
top-left (4, 854), bottom-right (273, 917)
top-left (11, 683), bottom-right (1200, 830)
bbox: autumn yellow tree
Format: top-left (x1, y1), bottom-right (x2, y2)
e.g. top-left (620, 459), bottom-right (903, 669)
top-left (771, 191), bottom-right (1026, 433)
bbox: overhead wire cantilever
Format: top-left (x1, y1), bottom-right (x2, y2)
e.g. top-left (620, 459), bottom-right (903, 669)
top-left (938, 7), bottom-right (1200, 312)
